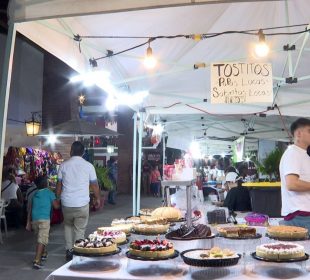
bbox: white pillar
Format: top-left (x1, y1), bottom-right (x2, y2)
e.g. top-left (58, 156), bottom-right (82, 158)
top-left (136, 111), bottom-right (144, 215)
top-left (0, 24), bottom-right (17, 190)
top-left (132, 112), bottom-right (137, 216)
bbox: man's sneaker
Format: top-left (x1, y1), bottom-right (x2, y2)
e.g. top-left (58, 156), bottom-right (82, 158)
top-left (41, 252), bottom-right (48, 261)
top-left (65, 249), bottom-right (73, 261)
top-left (33, 261), bottom-right (44, 270)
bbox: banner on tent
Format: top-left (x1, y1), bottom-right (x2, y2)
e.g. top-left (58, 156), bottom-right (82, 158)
top-left (210, 62), bottom-right (273, 104)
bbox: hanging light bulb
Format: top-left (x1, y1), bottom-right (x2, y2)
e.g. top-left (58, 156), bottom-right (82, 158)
top-left (144, 41), bottom-right (157, 69)
top-left (105, 96), bottom-right (117, 111)
top-left (254, 29), bottom-right (270, 58)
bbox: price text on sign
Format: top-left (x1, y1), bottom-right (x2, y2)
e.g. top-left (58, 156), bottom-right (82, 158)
top-left (210, 62), bottom-right (273, 104)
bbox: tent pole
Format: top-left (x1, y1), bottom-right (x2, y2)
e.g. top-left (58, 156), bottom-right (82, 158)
top-left (132, 112), bottom-right (137, 216)
top-left (0, 23), bottom-right (17, 189)
top-left (162, 132), bottom-right (166, 199)
top-left (136, 112), bottom-right (143, 215)
top-left (162, 133), bottom-right (166, 176)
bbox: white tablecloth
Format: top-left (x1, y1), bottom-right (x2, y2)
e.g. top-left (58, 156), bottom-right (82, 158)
top-left (46, 232), bottom-right (310, 280)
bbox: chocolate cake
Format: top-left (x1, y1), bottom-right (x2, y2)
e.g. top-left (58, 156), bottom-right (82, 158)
top-left (167, 224), bottom-right (212, 240)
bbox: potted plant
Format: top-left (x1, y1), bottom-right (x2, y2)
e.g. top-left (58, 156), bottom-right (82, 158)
top-left (254, 148), bottom-right (284, 181)
top-left (95, 166), bottom-right (113, 203)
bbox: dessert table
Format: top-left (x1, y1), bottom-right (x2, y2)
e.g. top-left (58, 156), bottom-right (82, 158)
top-left (46, 223), bottom-right (310, 280)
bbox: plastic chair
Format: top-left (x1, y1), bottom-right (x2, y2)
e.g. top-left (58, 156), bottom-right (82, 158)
top-left (0, 200), bottom-right (8, 243)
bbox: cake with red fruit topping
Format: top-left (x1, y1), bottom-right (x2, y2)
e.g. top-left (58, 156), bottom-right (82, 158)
top-left (256, 242), bottom-right (305, 260)
top-left (129, 239), bottom-right (175, 259)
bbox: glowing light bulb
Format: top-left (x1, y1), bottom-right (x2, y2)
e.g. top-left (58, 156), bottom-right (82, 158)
top-left (255, 42), bottom-right (270, 58)
top-left (144, 46), bottom-right (157, 69)
top-left (254, 29), bottom-right (269, 58)
top-left (106, 97), bottom-right (117, 111)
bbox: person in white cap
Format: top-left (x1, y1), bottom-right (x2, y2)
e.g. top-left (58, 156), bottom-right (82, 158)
top-left (221, 171), bottom-right (252, 212)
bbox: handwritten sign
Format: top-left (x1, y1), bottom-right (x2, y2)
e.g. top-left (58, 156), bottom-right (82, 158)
top-left (210, 62), bottom-right (273, 104)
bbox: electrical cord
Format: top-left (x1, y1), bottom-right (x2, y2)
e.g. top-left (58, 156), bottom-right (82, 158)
top-left (74, 23), bottom-right (309, 62)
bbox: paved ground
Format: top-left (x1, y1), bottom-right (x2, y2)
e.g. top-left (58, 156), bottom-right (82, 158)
top-left (0, 194), bottom-right (162, 280)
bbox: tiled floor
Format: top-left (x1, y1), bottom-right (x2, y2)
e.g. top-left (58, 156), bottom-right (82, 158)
top-left (0, 194), bottom-right (162, 280)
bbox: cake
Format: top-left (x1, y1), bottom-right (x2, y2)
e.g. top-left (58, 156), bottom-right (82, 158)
top-left (217, 226), bottom-right (256, 238)
top-left (90, 229), bottom-right (126, 244)
top-left (129, 239), bottom-right (174, 259)
top-left (140, 208), bottom-right (155, 216)
top-left (256, 242), bottom-right (305, 260)
top-left (126, 216), bottom-right (142, 224)
top-left (111, 218), bottom-right (141, 226)
top-left (151, 207), bottom-right (182, 222)
top-left (100, 224), bottom-right (133, 234)
top-left (183, 247), bottom-right (237, 260)
top-left (73, 237), bottom-right (117, 254)
top-left (133, 223), bottom-right (170, 234)
top-left (267, 225), bottom-right (308, 240)
top-left (245, 213), bottom-right (268, 226)
top-left (140, 216), bottom-right (168, 225)
top-left (207, 209), bottom-right (227, 224)
top-left (167, 224), bottom-right (212, 239)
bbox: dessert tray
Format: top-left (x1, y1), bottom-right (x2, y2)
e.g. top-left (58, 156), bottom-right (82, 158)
top-left (126, 250), bottom-right (179, 261)
top-left (181, 249), bottom-right (241, 267)
top-left (218, 233), bottom-right (262, 240)
top-left (265, 233), bottom-right (310, 242)
top-left (72, 247), bottom-right (122, 257)
top-left (251, 252), bottom-right (309, 263)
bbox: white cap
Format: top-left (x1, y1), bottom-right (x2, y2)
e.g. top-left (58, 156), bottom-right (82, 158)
top-left (225, 172), bottom-right (239, 183)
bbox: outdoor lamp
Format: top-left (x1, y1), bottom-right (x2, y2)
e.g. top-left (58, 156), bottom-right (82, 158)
top-left (25, 112), bottom-right (41, 136)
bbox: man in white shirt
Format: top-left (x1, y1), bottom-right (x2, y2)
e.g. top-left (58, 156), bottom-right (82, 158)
top-left (279, 118), bottom-right (310, 231)
top-left (56, 141), bottom-right (101, 261)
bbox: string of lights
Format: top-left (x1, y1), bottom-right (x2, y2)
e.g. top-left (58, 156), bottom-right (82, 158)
top-left (74, 23), bottom-right (309, 64)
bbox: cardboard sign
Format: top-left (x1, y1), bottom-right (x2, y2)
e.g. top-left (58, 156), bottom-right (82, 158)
top-left (211, 62), bottom-right (273, 104)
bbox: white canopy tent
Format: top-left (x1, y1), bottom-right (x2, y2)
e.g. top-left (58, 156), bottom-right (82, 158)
top-left (1, 0), bottom-right (310, 209)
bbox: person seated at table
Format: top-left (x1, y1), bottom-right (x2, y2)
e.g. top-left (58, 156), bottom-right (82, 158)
top-left (214, 171), bottom-right (252, 212)
top-left (1, 167), bottom-right (23, 228)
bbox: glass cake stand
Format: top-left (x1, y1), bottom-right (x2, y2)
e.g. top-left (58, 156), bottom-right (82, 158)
top-left (126, 250), bottom-right (187, 277)
top-left (216, 234), bottom-right (262, 273)
top-left (70, 247), bottom-right (122, 271)
top-left (250, 253), bottom-right (309, 277)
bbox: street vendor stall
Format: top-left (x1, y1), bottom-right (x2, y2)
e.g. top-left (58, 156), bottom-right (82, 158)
top-left (243, 182), bottom-right (281, 218)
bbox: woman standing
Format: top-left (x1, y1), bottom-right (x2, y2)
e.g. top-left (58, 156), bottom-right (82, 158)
top-left (149, 165), bottom-right (161, 197)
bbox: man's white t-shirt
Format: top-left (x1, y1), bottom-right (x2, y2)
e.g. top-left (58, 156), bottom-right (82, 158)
top-left (280, 144), bottom-right (310, 216)
top-left (57, 156), bottom-right (97, 207)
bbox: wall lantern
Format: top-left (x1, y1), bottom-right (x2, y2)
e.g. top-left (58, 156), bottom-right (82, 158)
top-left (25, 112), bottom-right (41, 136)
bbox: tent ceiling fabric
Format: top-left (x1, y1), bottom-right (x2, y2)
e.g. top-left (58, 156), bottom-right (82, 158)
top-left (9, 0), bottom-right (310, 151)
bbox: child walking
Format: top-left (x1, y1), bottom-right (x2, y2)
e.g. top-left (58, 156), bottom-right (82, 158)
top-left (26, 175), bottom-right (60, 269)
